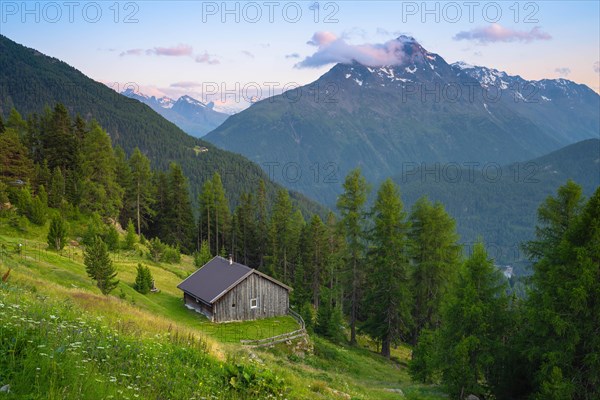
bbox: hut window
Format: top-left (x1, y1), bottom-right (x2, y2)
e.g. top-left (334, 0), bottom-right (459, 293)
top-left (250, 298), bottom-right (258, 309)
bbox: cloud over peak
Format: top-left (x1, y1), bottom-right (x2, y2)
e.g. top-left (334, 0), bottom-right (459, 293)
top-left (454, 24), bottom-right (552, 44)
top-left (295, 32), bottom-right (406, 69)
top-left (555, 67), bottom-right (571, 77)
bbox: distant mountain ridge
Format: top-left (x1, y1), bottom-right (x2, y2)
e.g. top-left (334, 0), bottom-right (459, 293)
top-left (0, 34), bottom-right (327, 217)
top-left (451, 62), bottom-right (599, 145)
top-left (395, 138), bottom-right (600, 274)
top-left (204, 35), bottom-right (600, 205)
top-left (121, 89), bottom-right (229, 138)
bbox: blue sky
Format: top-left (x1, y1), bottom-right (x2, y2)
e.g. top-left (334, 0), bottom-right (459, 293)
top-left (2, 1), bottom-right (599, 111)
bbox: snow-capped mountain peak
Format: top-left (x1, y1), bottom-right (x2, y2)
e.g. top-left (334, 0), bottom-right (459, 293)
top-left (157, 96), bottom-right (175, 109)
top-left (178, 95), bottom-right (207, 108)
top-left (452, 61), bottom-right (475, 70)
top-left (120, 89), bottom-right (229, 137)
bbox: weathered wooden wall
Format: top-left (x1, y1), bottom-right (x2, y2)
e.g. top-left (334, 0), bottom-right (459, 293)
top-left (184, 293), bottom-right (213, 320)
top-left (213, 273), bottom-right (289, 322)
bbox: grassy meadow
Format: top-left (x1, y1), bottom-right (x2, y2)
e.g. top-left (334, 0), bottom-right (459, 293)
top-left (0, 214), bottom-right (445, 399)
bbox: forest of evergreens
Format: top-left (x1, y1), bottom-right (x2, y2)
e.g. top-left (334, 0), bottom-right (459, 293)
top-left (1, 104), bottom-right (598, 399)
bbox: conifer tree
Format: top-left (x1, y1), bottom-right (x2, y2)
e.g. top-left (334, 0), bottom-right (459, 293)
top-left (194, 240), bottom-right (213, 267)
top-left (48, 167), bottom-right (65, 208)
top-left (0, 128), bottom-right (34, 185)
top-left (336, 168), bottom-right (369, 344)
top-left (433, 242), bottom-right (509, 398)
top-left (303, 214), bottom-right (327, 307)
top-left (134, 264), bottom-right (153, 294)
top-left (212, 172), bottom-right (230, 255)
top-left (105, 225), bottom-right (120, 251)
top-left (29, 190), bottom-right (47, 226)
top-left (123, 219), bottom-right (137, 250)
top-left (43, 104), bottom-right (77, 172)
top-left (6, 108), bottom-right (28, 138)
top-left (114, 146), bottom-right (133, 224)
top-left (256, 179), bottom-right (269, 269)
top-left (84, 237), bottom-right (119, 295)
top-left (362, 179), bottom-right (412, 358)
top-left (269, 189), bottom-right (294, 282)
top-left (80, 120), bottom-right (123, 218)
top-left (234, 192), bottom-right (257, 266)
top-left (163, 163), bottom-right (194, 252)
top-left (409, 196), bottom-right (461, 343)
top-left (47, 214), bottom-right (67, 250)
top-left (523, 183), bottom-right (599, 399)
top-left (199, 178), bottom-right (215, 253)
top-left (128, 148), bottom-right (154, 235)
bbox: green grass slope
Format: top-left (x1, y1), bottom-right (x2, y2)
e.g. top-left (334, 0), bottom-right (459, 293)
top-left (0, 215), bottom-right (444, 399)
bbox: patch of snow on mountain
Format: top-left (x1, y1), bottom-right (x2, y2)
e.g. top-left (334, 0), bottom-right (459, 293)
top-left (452, 61), bottom-right (475, 70)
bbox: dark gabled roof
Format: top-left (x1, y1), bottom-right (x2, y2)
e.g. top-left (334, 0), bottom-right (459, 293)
top-left (177, 256), bottom-right (291, 304)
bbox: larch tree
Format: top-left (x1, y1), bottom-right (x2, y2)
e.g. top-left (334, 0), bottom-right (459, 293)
top-left (523, 182), bottom-right (599, 399)
top-left (409, 196), bottom-right (461, 343)
top-left (79, 120), bottom-right (123, 218)
top-left (256, 179), bottom-right (269, 269)
top-left (0, 128), bottom-right (34, 185)
top-left (269, 189), bottom-right (294, 282)
top-left (163, 163), bottom-right (195, 253)
top-left (84, 237), bottom-right (119, 295)
top-left (128, 148), bottom-right (155, 235)
top-left (362, 179), bottom-right (412, 358)
top-left (434, 241), bottom-right (510, 399)
top-left (336, 168), bottom-right (369, 345)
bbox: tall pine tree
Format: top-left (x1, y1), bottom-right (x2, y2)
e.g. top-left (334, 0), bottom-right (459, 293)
top-left (409, 196), bottom-right (461, 343)
top-left (336, 168), bottom-right (369, 345)
top-left (80, 120), bottom-right (123, 218)
top-left (362, 179), bottom-right (412, 358)
top-left (84, 237), bottom-right (119, 295)
top-left (128, 148), bottom-right (155, 235)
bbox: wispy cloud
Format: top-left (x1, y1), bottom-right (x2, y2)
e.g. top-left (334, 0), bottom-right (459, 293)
top-left (295, 31), bottom-right (406, 69)
top-left (376, 28), bottom-right (404, 37)
top-left (195, 52), bottom-right (220, 64)
top-left (241, 50), bottom-right (255, 59)
top-left (119, 48), bottom-right (144, 57)
top-left (454, 24), bottom-right (552, 44)
top-left (341, 27), bottom-right (367, 40)
top-left (285, 53), bottom-right (301, 59)
top-left (170, 81), bottom-right (202, 88)
top-left (594, 61), bottom-right (599, 74)
top-left (119, 44), bottom-right (219, 65)
top-left (148, 44), bottom-right (193, 56)
top-left (555, 67), bottom-right (571, 77)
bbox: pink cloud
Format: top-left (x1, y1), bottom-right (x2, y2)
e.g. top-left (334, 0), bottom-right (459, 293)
top-left (454, 24), bottom-right (552, 44)
top-left (195, 52), bottom-right (220, 65)
top-left (296, 32), bottom-right (406, 68)
top-left (148, 44), bottom-right (193, 56)
top-left (307, 31), bottom-right (338, 46)
top-left (170, 81), bottom-right (202, 88)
